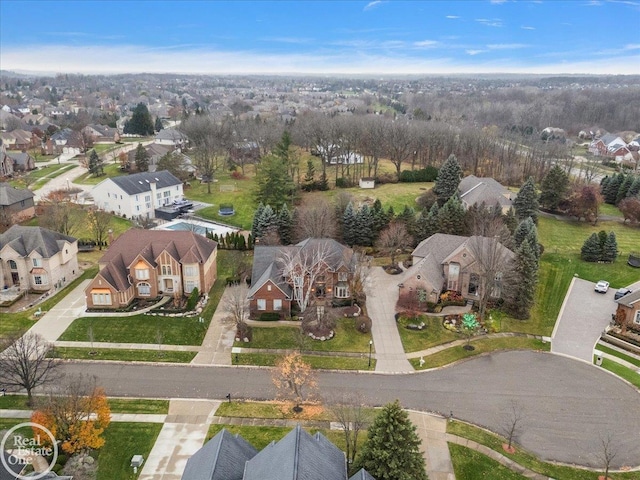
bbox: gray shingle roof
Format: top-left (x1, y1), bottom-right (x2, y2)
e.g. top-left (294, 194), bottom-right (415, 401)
top-left (106, 170), bottom-right (182, 195)
top-left (458, 175), bottom-right (512, 208)
top-left (0, 182), bottom-right (34, 206)
top-left (243, 425), bottom-right (347, 480)
top-left (617, 289), bottom-right (640, 307)
top-left (181, 429), bottom-right (257, 480)
top-left (0, 225), bottom-right (76, 258)
top-left (349, 469), bottom-right (377, 480)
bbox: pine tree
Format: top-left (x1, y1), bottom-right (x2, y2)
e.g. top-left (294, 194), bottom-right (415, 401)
top-left (154, 116), bottom-right (163, 132)
top-left (397, 206), bottom-right (417, 238)
top-left (539, 165), bottom-right (569, 211)
top-left (514, 177), bottom-right (539, 224)
top-left (253, 154), bottom-right (296, 207)
top-left (616, 175), bottom-right (635, 205)
top-left (124, 103), bottom-right (155, 136)
top-left (603, 173), bottom-right (623, 205)
top-left (88, 150), bottom-right (103, 176)
top-left (602, 231), bottom-right (618, 263)
top-left (251, 203), bottom-right (265, 238)
top-left (437, 196), bottom-right (465, 235)
top-left (581, 233), bottom-right (601, 262)
top-left (503, 207), bottom-right (518, 234)
top-left (342, 202), bottom-right (357, 246)
top-left (506, 239), bottom-right (538, 320)
top-left (627, 176), bottom-right (640, 198)
top-left (318, 172), bottom-right (329, 191)
top-left (355, 204), bottom-right (375, 246)
top-left (433, 154), bottom-right (462, 206)
top-left (415, 203), bottom-right (439, 241)
top-left (256, 204), bottom-right (278, 240)
top-left (513, 217), bottom-right (535, 249)
top-left (277, 204), bottom-right (294, 245)
top-left (303, 159), bottom-right (315, 184)
top-left (134, 143), bottom-right (149, 172)
top-left (355, 400), bottom-right (428, 480)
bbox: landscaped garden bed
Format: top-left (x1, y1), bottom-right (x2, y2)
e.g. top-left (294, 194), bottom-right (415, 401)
top-left (395, 312), bottom-right (460, 353)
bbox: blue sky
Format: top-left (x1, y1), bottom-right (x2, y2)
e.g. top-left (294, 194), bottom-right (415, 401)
top-left (1, 0), bottom-right (639, 75)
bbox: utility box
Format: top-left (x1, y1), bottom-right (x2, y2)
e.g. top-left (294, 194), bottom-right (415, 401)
top-left (594, 350), bottom-right (603, 366)
top-left (131, 455), bottom-right (144, 468)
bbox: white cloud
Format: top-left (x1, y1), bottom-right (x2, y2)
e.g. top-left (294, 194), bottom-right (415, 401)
top-left (486, 43), bottom-right (529, 50)
top-left (475, 18), bottom-right (503, 27)
top-left (584, 0), bottom-right (603, 5)
top-left (490, 0), bottom-right (508, 4)
top-left (2, 43), bottom-right (638, 75)
top-left (521, 25), bottom-right (536, 30)
top-left (414, 40), bottom-right (439, 48)
top-left (445, 15), bottom-right (460, 19)
top-left (364, 1), bottom-right (383, 11)
top-left (623, 43), bottom-right (640, 50)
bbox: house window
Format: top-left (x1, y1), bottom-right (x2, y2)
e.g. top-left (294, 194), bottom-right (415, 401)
top-left (468, 274), bottom-right (479, 296)
top-left (185, 280), bottom-right (198, 293)
top-left (335, 285), bottom-right (349, 298)
top-left (137, 282), bottom-right (151, 296)
top-left (184, 266), bottom-right (197, 277)
top-left (164, 191), bottom-right (170, 197)
top-left (157, 193), bottom-right (161, 199)
top-left (293, 276), bottom-right (303, 287)
top-left (634, 311), bottom-right (640, 325)
top-left (338, 272), bottom-right (348, 282)
top-left (8, 260), bottom-right (17, 270)
top-left (162, 265), bottom-right (172, 275)
top-left (135, 268), bottom-right (150, 280)
top-left (273, 299), bottom-right (282, 311)
top-left (34, 275), bottom-right (47, 285)
top-left (145, 195), bottom-right (151, 202)
top-left (32, 258), bottom-right (42, 267)
top-left (92, 292), bottom-right (112, 305)
top-left (257, 299), bottom-right (266, 311)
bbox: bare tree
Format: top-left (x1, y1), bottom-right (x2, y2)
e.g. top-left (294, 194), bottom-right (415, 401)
top-left (385, 120), bottom-right (414, 176)
top-left (326, 392), bottom-right (372, 467)
top-left (376, 221), bottom-right (413, 268)
top-left (0, 333), bottom-right (60, 406)
top-left (294, 198), bottom-right (336, 241)
top-left (278, 240), bottom-right (333, 313)
top-left (87, 208), bottom-right (112, 250)
top-left (597, 434), bottom-right (618, 480)
top-left (223, 281), bottom-right (250, 330)
top-left (39, 189), bottom-right (84, 237)
top-left (497, 400), bottom-right (524, 453)
top-left (348, 250), bottom-right (372, 305)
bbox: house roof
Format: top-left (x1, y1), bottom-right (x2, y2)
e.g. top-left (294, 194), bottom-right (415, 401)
top-left (349, 469), bottom-right (377, 480)
top-left (458, 175), bottom-right (512, 208)
top-left (617, 289), bottom-right (640, 308)
top-left (181, 428), bottom-right (257, 480)
top-left (5, 151), bottom-right (32, 167)
top-left (0, 225), bottom-right (76, 258)
top-left (243, 425), bottom-right (348, 480)
top-left (155, 128), bottom-right (187, 141)
top-left (103, 170), bottom-right (182, 195)
top-left (0, 182), bottom-right (34, 206)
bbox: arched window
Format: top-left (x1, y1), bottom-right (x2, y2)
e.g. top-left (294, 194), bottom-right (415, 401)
top-left (137, 282), bottom-right (151, 296)
top-left (8, 260), bottom-right (17, 270)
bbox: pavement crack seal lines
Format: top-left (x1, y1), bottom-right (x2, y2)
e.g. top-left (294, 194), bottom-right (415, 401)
top-left (1, 421), bottom-right (58, 480)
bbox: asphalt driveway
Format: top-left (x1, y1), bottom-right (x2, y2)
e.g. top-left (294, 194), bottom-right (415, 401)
top-left (551, 277), bottom-right (617, 362)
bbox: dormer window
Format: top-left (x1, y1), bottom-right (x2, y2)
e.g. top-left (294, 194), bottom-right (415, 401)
top-left (135, 267), bottom-right (149, 280)
top-left (32, 258), bottom-right (42, 267)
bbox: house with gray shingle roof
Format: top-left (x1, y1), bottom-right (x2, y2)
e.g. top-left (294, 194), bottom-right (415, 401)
top-left (0, 182), bottom-right (35, 226)
top-left (404, 233), bottom-right (514, 304)
top-left (0, 225), bottom-right (79, 292)
top-left (248, 238), bottom-right (356, 318)
top-left (181, 425), bottom-right (376, 480)
top-left (84, 229), bottom-right (217, 310)
top-left (91, 170), bottom-right (184, 220)
top-left (458, 175), bottom-right (513, 213)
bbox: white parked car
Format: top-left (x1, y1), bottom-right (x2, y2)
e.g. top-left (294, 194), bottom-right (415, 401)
top-left (594, 280), bottom-right (610, 293)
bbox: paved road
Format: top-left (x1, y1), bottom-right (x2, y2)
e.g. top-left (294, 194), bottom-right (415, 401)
top-left (57, 351), bottom-right (640, 468)
top-left (552, 278), bottom-right (617, 362)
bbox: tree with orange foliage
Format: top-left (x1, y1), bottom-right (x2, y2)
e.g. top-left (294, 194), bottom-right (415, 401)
top-left (272, 352), bottom-right (317, 412)
top-left (31, 375), bottom-right (111, 455)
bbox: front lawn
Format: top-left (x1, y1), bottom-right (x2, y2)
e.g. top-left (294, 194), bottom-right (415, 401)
top-left (234, 352), bottom-right (375, 370)
top-left (396, 314), bottom-right (460, 353)
top-left (51, 347), bottom-right (196, 363)
top-left (596, 344), bottom-right (640, 368)
top-left (449, 443), bottom-right (525, 480)
top-left (598, 358), bottom-right (640, 389)
top-left (411, 337), bottom-right (549, 370)
top-left (108, 398), bottom-right (169, 414)
top-left (74, 162), bottom-right (125, 185)
top-left (235, 318), bottom-right (373, 353)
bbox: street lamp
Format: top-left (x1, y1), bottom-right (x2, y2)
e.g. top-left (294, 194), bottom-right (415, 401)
top-left (368, 340), bottom-right (373, 368)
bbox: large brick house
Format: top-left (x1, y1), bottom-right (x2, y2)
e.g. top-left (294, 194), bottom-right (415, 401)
top-left (248, 238), bottom-right (356, 318)
top-left (615, 289), bottom-right (640, 330)
top-left (84, 229), bottom-right (217, 310)
top-left (0, 225), bottom-right (79, 292)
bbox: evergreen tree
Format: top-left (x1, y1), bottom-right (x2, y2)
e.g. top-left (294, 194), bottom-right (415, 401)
top-left (342, 202), bottom-right (357, 246)
top-left (355, 204), bottom-right (375, 246)
top-left (355, 400), bottom-right (428, 480)
top-left (506, 239), bottom-right (538, 320)
top-left (154, 116), bottom-right (163, 132)
top-left (415, 203), bottom-right (439, 241)
top-left (503, 207), bottom-right (518, 234)
top-left (581, 233), bottom-right (601, 262)
top-left (627, 176), bottom-right (640, 198)
top-left (603, 173), bottom-right (623, 205)
top-left (253, 154), bottom-right (296, 208)
top-left (397, 206), bottom-right (417, 238)
top-left (433, 154), bottom-right (462, 206)
top-left (539, 165), bottom-right (569, 211)
top-left (602, 231), bottom-right (618, 263)
top-left (513, 217), bottom-right (535, 250)
top-left (251, 203), bottom-right (265, 238)
top-left (256, 204), bottom-right (278, 240)
top-left (372, 199), bottom-right (389, 235)
top-left (124, 103), bottom-right (155, 136)
top-left (318, 172), bottom-right (329, 191)
top-left (134, 143), bottom-right (149, 172)
top-left (597, 230), bottom-right (608, 251)
top-left (277, 204), bottom-right (294, 245)
top-left (88, 150), bottom-right (103, 176)
top-left (303, 159), bottom-right (315, 183)
top-left (514, 177), bottom-right (539, 224)
top-left (616, 175), bottom-right (635, 205)
top-left (437, 196), bottom-right (465, 235)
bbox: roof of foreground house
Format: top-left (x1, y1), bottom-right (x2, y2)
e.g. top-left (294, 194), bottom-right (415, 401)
top-left (104, 170), bottom-right (182, 195)
top-left (0, 225), bottom-right (76, 258)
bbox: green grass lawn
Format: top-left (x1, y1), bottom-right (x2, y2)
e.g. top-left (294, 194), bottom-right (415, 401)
top-left (411, 337), bottom-right (549, 370)
top-left (598, 358), bottom-right (640, 389)
top-left (74, 162), bottom-right (125, 185)
top-left (599, 203), bottom-right (624, 218)
top-left (396, 315), bottom-right (461, 353)
top-left (235, 319), bottom-right (373, 353)
top-left (0, 266), bottom-right (98, 340)
top-left (216, 400), bottom-right (333, 421)
top-left (233, 352), bottom-right (375, 370)
top-left (447, 420), bottom-right (640, 480)
top-left (596, 344), bottom-right (640, 368)
top-left (10, 163), bottom-right (75, 189)
top-left (108, 398), bottom-right (169, 414)
top-left (96, 422), bottom-right (162, 480)
top-left (51, 347), bottom-right (196, 363)
top-left (449, 443), bottom-right (526, 480)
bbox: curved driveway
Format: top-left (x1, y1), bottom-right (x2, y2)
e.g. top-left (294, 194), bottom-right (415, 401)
top-left (58, 351), bottom-right (640, 468)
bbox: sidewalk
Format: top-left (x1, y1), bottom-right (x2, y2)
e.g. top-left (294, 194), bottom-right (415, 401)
top-left (408, 411), bottom-right (455, 480)
top-left (191, 288), bottom-right (235, 365)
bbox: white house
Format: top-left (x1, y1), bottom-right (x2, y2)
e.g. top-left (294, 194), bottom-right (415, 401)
top-left (0, 225), bottom-right (79, 292)
top-left (155, 129), bottom-right (188, 150)
top-left (92, 170), bottom-right (184, 220)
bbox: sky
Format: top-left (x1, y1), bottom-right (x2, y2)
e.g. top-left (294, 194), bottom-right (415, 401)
top-left (1, 0), bottom-right (639, 75)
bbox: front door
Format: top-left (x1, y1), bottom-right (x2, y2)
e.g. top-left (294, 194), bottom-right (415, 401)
top-left (11, 272), bottom-right (19, 285)
top-left (164, 278), bottom-right (173, 292)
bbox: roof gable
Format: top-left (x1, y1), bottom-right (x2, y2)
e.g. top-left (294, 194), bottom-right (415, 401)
top-left (0, 225), bottom-right (76, 258)
top-left (0, 182), bottom-right (35, 205)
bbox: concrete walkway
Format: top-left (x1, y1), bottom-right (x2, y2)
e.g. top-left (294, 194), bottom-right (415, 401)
top-left (408, 411), bottom-right (455, 480)
top-left (191, 288), bottom-right (235, 365)
top-left (367, 267), bottom-right (413, 373)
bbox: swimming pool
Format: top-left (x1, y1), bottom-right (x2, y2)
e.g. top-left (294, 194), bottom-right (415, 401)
top-left (154, 218), bottom-right (239, 237)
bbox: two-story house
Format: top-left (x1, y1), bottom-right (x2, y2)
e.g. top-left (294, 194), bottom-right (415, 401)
top-left (84, 229), bottom-right (217, 310)
top-left (248, 238), bottom-right (356, 318)
top-left (91, 170), bottom-right (183, 220)
top-left (0, 225), bottom-right (79, 291)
